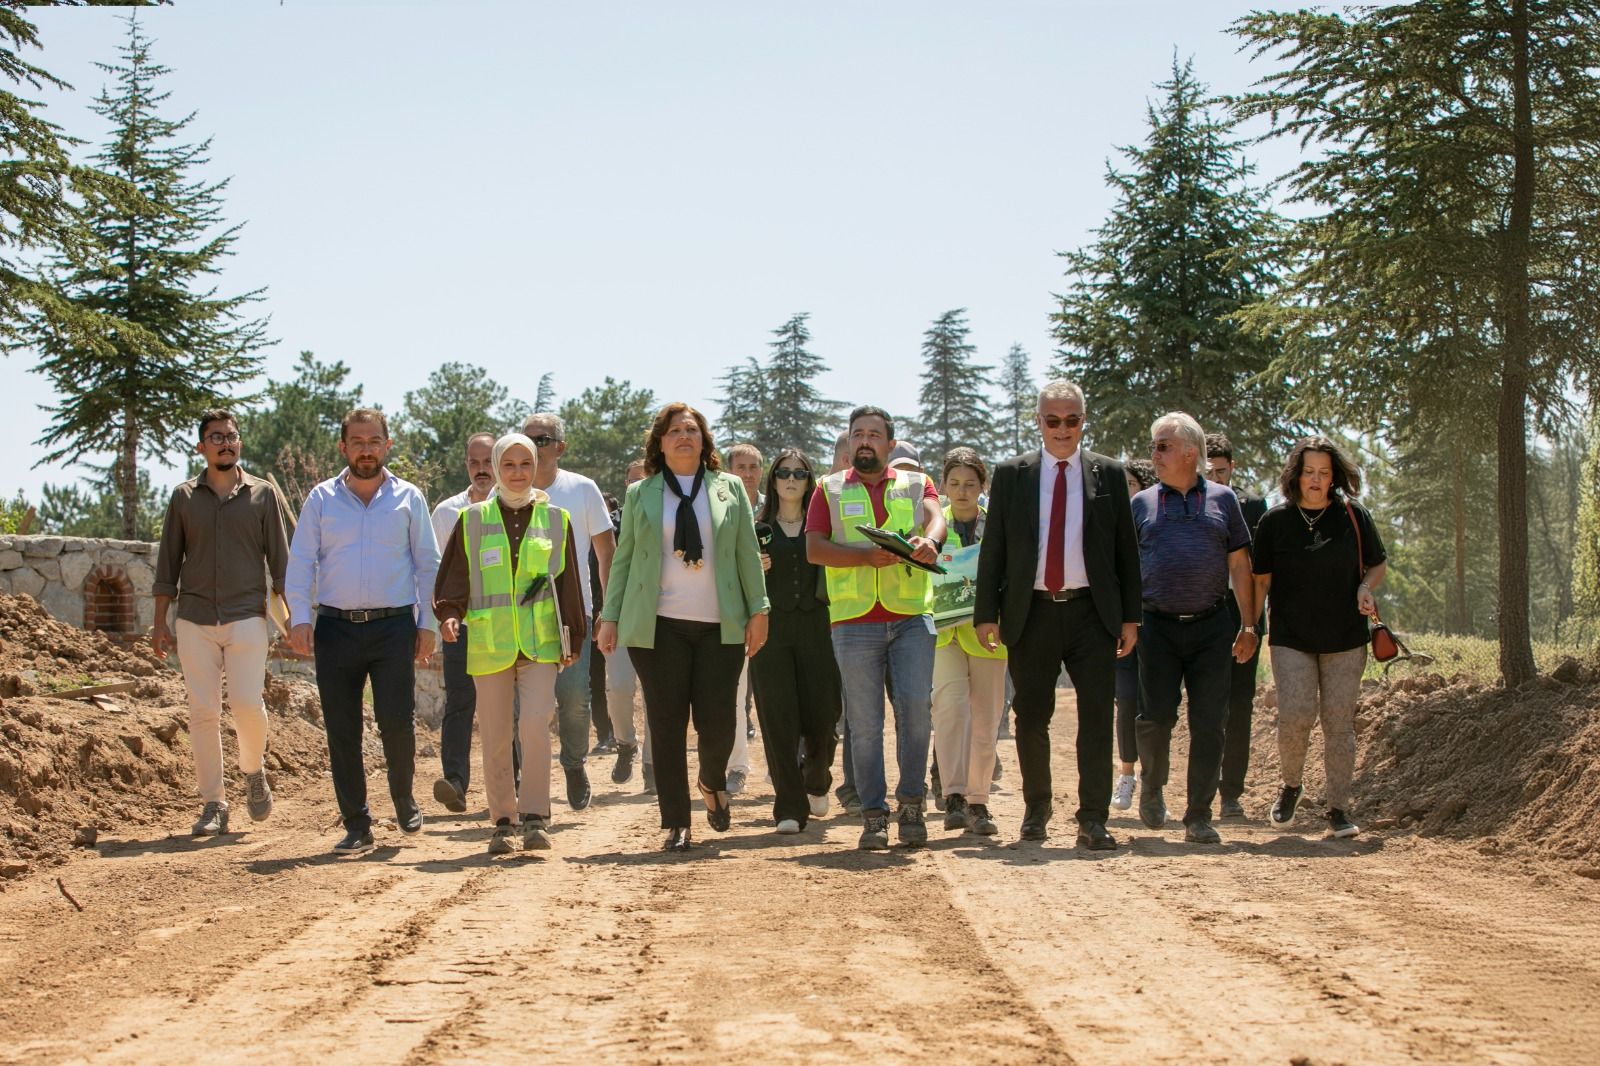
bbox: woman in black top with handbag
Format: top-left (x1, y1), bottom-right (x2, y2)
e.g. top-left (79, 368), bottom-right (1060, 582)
top-left (1250, 437), bottom-right (1387, 839)
top-left (749, 448), bottom-right (843, 834)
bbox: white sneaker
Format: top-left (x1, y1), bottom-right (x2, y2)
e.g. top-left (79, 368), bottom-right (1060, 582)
top-left (1112, 774), bottom-right (1136, 811)
top-left (807, 793), bottom-right (828, 818)
top-left (776, 818), bottom-right (801, 835)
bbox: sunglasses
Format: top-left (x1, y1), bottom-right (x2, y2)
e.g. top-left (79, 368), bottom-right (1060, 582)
top-left (773, 468), bottom-right (808, 480)
top-left (1150, 439), bottom-right (1184, 453)
top-left (1042, 414), bottom-right (1085, 429)
top-left (529, 435), bottom-right (562, 448)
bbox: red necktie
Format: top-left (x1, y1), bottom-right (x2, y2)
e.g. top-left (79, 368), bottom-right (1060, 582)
top-left (1045, 459), bottom-right (1067, 592)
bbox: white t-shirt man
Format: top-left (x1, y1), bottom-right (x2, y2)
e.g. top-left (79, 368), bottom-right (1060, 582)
top-left (430, 487), bottom-right (479, 555)
top-left (540, 468), bottom-right (612, 615)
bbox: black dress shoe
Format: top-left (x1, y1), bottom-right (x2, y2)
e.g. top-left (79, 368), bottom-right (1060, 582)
top-left (1076, 820), bottom-right (1118, 851)
top-left (663, 827), bottom-right (692, 852)
top-left (565, 765), bottom-right (592, 810)
top-left (396, 798), bottom-right (424, 834)
top-left (1019, 801), bottom-right (1053, 841)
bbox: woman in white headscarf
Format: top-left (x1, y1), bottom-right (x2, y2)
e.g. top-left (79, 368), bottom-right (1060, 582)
top-left (434, 433), bottom-right (587, 854)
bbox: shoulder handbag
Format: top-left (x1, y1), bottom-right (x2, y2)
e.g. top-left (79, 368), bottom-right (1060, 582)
top-left (1345, 501), bottom-right (1400, 661)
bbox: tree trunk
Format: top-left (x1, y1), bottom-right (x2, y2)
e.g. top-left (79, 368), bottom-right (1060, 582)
top-left (120, 412), bottom-right (139, 540)
top-left (1497, 0), bottom-right (1537, 685)
top-left (1452, 441), bottom-right (1469, 634)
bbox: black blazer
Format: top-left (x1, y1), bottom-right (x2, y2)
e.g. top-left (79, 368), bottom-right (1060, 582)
top-left (974, 447), bottom-right (1142, 647)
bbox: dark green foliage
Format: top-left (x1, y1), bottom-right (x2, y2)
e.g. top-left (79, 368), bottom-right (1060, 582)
top-left (717, 313), bottom-right (844, 462)
top-left (39, 461), bottom-right (165, 541)
top-left (1230, 1), bottom-right (1600, 682)
top-left (395, 361), bottom-right (530, 504)
top-left (992, 343), bottom-right (1036, 462)
top-left (29, 16), bottom-right (269, 538)
top-left (236, 350), bottom-right (363, 510)
top-left (914, 308), bottom-right (991, 462)
top-left (1053, 57), bottom-right (1287, 467)
top-left (558, 377), bottom-right (656, 497)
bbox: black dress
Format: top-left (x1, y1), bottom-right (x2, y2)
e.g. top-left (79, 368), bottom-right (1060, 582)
top-left (749, 519), bottom-right (843, 827)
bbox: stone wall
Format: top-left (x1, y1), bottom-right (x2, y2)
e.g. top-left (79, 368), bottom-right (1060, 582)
top-left (0, 534), bottom-right (446, 725)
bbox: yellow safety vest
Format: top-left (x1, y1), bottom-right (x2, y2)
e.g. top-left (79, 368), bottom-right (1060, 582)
top-left (821, 468), bottom-right (932, 623)
top-left (936, 503), bottom-right (1005, 660)
top-left (461, 497), bottom-right (568, 674)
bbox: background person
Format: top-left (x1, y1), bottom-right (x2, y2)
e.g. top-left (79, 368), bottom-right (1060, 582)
top-left (596, 403), bottom-right (769, 852)
top-left (151, 408), bottom-right (290, 836)
top-left (1129, 412), bottom-right (1256, 846)
top-left (724, 441), bottom-right (767, 795)
top-left (520, 412), bottom-right (617, 812)
top-left (974, 380), bottom-right (1141, 849)
top-left (1251, 436), bottom-right (1387, 839)
top-left (749, 448), bottom-right (841, 833)
top-left (1206, 432), bottom-right (1269, 819)
top-left (1110, 456), bottom-right (1158, 812)
top-left (930, 447), bottom-right (1007, 836)
top-left (428, 431), bottom-right (497, 813)
top-left (604, 459), bottom-right (652, 789)
top-left (285, 408), bottom-right (439, 856)
top-left (433, 434), bottom-right (586, 854)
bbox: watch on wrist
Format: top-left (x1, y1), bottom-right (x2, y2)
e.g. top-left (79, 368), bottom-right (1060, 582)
top-left (1241, 625), bottom-right (1257, 634)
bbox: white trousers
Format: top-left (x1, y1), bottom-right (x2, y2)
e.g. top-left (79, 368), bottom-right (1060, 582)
top-left (176, 616), bottom-right (271, 804)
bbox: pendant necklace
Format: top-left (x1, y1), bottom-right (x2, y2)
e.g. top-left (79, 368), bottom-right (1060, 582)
top-left (1297, 503), bottom-right (1328, 530)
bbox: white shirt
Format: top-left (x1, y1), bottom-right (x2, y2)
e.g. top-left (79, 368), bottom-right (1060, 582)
top-left (657, 473), bottom-right (720, 623)
top-left (539, 468), bottom-right (613, 614)
top-left (1034, 448), bottom-right (1089, 591)
top-left (430, 487), bottom-right (482, 555)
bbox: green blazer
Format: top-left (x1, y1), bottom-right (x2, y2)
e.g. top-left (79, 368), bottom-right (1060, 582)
top-left (601, 469), bottom-right (770, 648)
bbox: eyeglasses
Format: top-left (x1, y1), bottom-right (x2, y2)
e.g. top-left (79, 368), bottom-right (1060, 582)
top-left (529, 435), bottom-right (562, 448)
top-left (204, 433), bottom-right (241, 445)
top-left (1042, 414), bottom-right (1085, 430)
top-left (1150, 439), bottom-right (1183, 454)
top-left (773, 468), bottom-right (808, 480)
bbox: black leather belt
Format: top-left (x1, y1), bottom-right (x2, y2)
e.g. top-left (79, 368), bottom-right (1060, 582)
top-left (1034, 587), bottom-right (1091, 602)
top-left (317, 605), bottom-right (412, 623)
top-left (1143, 599), bottom-right (1226, 623)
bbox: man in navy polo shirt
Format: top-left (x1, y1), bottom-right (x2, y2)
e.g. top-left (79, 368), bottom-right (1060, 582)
top-left (1130, 412), bottom-right (1257, 844)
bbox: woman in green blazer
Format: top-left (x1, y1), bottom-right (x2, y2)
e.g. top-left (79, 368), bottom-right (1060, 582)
top-left (596, 402), bottom-right (769, 852)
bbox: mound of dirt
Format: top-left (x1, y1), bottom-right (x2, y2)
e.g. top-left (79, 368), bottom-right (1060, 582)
top-left (0, 593), bottom-right (336, 880)
top-left (1253, 657), bottom-right (1600, 864)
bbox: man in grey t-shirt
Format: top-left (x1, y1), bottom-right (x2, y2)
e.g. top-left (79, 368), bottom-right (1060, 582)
top-left (522, 412), bottom-right (617, 810)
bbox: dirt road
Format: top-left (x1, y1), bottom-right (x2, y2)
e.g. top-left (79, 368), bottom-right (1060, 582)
top-left (1, 693), bottom-right (1597, 1065)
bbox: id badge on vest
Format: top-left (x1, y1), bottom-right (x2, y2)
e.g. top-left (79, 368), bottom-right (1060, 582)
top-left (842, 501), bottom-right (868, 519)
top-left (479, 547), bottom-right (502, 568)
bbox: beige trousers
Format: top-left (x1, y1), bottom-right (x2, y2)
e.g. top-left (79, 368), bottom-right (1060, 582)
top-left (1271, 645), bottom-right (1366, 810)
top-left (931, 641), bottom-right (1007, 804)
top-left (175, 616), bottom-right (270, 804)
top-left (475, 659), bottom-right (558, 822)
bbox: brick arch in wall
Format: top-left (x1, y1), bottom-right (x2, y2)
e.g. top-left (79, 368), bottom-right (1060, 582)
top-left (83, 564), bottom-right (136, 639)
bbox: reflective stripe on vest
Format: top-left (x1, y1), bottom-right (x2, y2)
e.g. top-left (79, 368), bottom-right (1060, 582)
top-left (821, 468), bottom-right (931, 623)
top-left (462, 498), bottom-right (567, 674)
top-left (936, 503), bottom-right (1005, 659)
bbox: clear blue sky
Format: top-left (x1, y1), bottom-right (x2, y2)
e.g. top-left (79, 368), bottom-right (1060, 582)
top-left (6, 0), bottom-right (1306, 501)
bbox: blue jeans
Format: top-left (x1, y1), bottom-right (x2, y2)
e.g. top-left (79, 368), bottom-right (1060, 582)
top-left (553, 639), bottom-right (593, 770)
top-left (831, 616), bottom-right (936, 817)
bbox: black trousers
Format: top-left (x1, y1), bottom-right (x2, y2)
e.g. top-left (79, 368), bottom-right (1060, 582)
top-left (1006, 597), bottom-right (1118, 824)
top-left (588, 627), bottom-right (614, 745)
top-left (313, 612), bottom-right (417, 834)
top-left (1137, 608), bottom-right (1232, 825)
top-left (1220, 597), bottom-right (1262, 803)
top-left (629, 617), bottom-right (745, 829)
top-left (750, 606), bottom-right (841, 827)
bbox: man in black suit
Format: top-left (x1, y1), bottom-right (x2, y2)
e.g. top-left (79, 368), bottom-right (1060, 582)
top-left (974, 379), bottom-right (1142, 848)
top-left (1205, 433), bottom-right (1269, 819)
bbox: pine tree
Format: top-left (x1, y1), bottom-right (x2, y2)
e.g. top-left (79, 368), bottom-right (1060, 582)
top-left (1052, 57), bottom-right (1287, 465)
top-left (0, 7), bottom-right (138, 356)
top-left (559, 377), bottom-right (656, 496)
top-left (532, 372), bottom-right (556, 413)
top-left (992, 343), bottom-right (1035, 461)
top-left (1231, 1), bottom-right (1600, 683)
top-left (30, 16), bottom-right (270, 538)
top-left (760, 313), bottom-right (845, 461)
top-left (914, 308), bottom-right (991, 462)
top-left (1571, 400), bottom-right (1600, 623)
top-left (714, 356), bottom-right (770, 455)
top-left (396, 361), bottom-right (528, 502)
